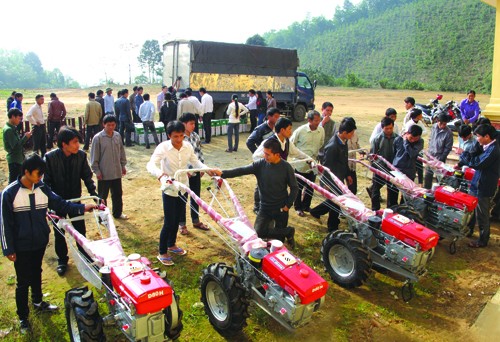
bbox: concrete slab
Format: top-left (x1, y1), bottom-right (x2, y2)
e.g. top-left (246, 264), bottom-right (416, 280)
top-left (471, 289), bottom-right (500, 341)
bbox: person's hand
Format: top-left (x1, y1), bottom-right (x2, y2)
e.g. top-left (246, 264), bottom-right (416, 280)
top-left (24, 131), bottom-right (33, 139)
top-left (347, 176), bottom-right (353, 185)
top-left (6, 253), bottom-right (16, 262)
top-left (208, 169), bottom-right (222, 177)
top-left (97, 174), bottom-right (103, 181)
top-left (453, 164), bottom-right (460, 170)
top-left (281, 205), bottom-right (289, 212)
top-left (464, 119), bottom-right (470, 125)
top-left (122, 167), bottom-right (127, 176)
top-left (84, 204), bottom-right (98, 212)
top-left (321, 116), bottom-right (331, 125)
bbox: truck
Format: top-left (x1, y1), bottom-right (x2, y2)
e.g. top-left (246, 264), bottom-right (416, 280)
top-left (162, 40), bottom-right (316, 121)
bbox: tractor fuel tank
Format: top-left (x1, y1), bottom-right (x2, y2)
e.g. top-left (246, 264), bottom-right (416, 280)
top-left (381, 214), bottom-right (439, 251)
top-left (111, 261), bottom-right (173, 315)
top-left (433, 185), bottom-right (477, 212)
top-left (262, 248), bottom-right (328, 305)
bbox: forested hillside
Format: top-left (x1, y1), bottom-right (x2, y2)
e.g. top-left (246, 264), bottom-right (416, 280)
top-left (264, 0), bottom-right (495, 92)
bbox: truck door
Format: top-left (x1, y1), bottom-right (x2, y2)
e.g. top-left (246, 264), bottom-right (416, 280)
top-left (296, 73), bottom-right (315, 111)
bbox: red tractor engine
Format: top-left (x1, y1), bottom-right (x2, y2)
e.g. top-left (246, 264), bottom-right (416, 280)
top-left (381, 214), bottom-right (439, 251)
top-left (433, 185), bottom-right (477, 212)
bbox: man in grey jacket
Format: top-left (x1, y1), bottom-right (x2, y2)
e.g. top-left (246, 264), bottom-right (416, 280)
top-left (90, 115), bottom-right (128, 219)
top-left (424, 113), bottom-right (453, 189)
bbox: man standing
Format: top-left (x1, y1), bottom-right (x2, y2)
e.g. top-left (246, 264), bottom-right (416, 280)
top-left (44, 126), bottom-right (99, 276)
top-left (10, 92), bottom-right (24, 133)
top-left (424, 113), bottom-right (454, 189)
top-left (83, 92), bottom-right (103, 151)
top-left (218, 139), bottom-right (297, 247)
top-left (6, 91), bottom-right (16, 111)
top-left (1, 154), bottom-right (95, 334)
top-left (103, 88), bottom-right (114, 115)
top-left (157, 86), bottom-right (168, 112)
top-left (47, 93), bottom-right (67, 149)
top-left (177, 113), bottom-right (210, 234)
top-left (117, 89), bottom-right (134, 147)
top-left (90, 115), bottom-right (128, 220)
top-left (135, 86), bottom-right (144, 116)
top-left (290, 110), bottom-right (325, 217)
top-left (129, 86), bottom-right (141, 123)
top-left (369, 117), bottom-right (399, 210)
top-left (138, 93), bottom-right (160, 149)
top-left (246, 89), bottom-right (258, 132)
top-left (96, 89), bottom-right (106, 119)
top-left (310, 119), bottom-right (356, 232)
top-left (369, 108), bottom-right (400, 143)
top-left (199, 87), bottom-right (213, 143)
top-left (246, 108), bottom-right (282, 213)
top-left (402, 96), bottom-right (416, 125)
top-left (185, 89), bottom-right (202, 132)
top-left (147, 121), bottom-right (214, 266)
top-left (3, 109), bottom-right (32, 183)
top-left (458, 124), bottom-right (500, 248)
top-left (393, 124), bottom-right (424, 181)
top-left (176, 93), bottom-right (198, 120)
top-left (26, 94), bottom-right (47, 157)
top-left (318, 102), bottom-right (335, 162)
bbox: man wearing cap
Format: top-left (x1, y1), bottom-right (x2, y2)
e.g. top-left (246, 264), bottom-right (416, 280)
top-left (47, 93), bottom-right (67, 149)
top-left (424, 113), bottom-right (453, 189)
top-left (104, 88), bottom-right (114, 115)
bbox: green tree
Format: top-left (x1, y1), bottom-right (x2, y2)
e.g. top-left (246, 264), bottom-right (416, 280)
top-left (246, 34), bottom-right (267, 46)
top-left (138, 40), bottom-right (162, 83)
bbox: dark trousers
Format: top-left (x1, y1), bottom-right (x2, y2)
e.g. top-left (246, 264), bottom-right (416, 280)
top-left (98, 179), bottom-right (123, 218)
top-left (489, 185), bottom-right (500, 219)
top-left (32, 124), bottom-right (47, 157)
top-left (424, 167), bottom-right (435, 189)
top-left (294, 171), bottom-right (316, 211)
top-left (310, 200), bottom-right (340, 232)
top-left (476, 196), bottom-right (492, 246)
top-left (47, 121), bottom-right (61, 149)
top-left (227, 123), bottom-right (239, 150)
top-left (14, 247), bottom-right (46, 320)
top-left (53, 211), bottom-right (87, 265)
top-left (194, 114), bottom-right (200, 133)
top-left (249, 109), bottom-right (258, 132)
top-left (202, 113), bottom-right (212, 143)
top-left (8, 163), bottom-right (22, 184)
top-left (179, 174), bottom-right (201, 226)
top-left (119, 121), bottom-right (133, 146)
top-left (143, 121), bottom-right (159, 147)
top-left (159, 192), bottom-right (185, 254)
top-left (416, 159), bottom-right (424, 184)
top-left (254, 208), bottom-right (292, 241)
top-left (371, 173), bottom-right (399, 210)
top-left (83, 125), bottom-right (100, 150)
top-left (254, 186), bottom-right (260, 212)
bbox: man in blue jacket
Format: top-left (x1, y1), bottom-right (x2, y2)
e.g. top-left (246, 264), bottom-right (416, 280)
top-left (458, 124), bottom-right (500, 248)
top-left (1, 154), bottom-right (96, 334)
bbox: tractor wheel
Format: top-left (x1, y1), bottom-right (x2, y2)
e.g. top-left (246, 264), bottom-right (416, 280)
top-left (163, 290), bottom-right (183, 340)
top-left (65, 286), bottom-right (105, 342)
top-left (200, 263), bottom-right (249, 337)
top-left (292, 104), bottom-right (306, 122)
top-left (321, 231), bottom-right (372, 288)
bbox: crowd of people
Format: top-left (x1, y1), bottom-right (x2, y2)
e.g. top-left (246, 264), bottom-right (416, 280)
top-left (1, 87), bottom-right (500, 334)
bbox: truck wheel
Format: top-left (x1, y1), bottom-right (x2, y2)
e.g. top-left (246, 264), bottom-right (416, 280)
top-left (164, 291), bottom-right (183, 340)
top-left (292, 104), bottom-right (306, 122)
top-left (65, 286), bottom-right (105, 342)
top-left (200, 263), bottom-right (248, 337)
top-left (321, 231), bottom-right (372, 288)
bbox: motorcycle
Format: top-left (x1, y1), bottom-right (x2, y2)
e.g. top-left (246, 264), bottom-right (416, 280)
top-left (431, 100), bottom-right (462, 131)
top-left (415, 94), bottom-right (443, 125)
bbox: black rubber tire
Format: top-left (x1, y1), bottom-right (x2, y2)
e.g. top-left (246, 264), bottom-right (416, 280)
top-left (292, 104), bottom-right (306, 122)
top-left (321, 231), bottom-right (372, 288)
top-left (390, 204), bottom-right (426, 225)
top-left (200, 263), bottom-right (249, 337)
top-left (163, 290), bottom-right (183, 340)
top-left (65, 286), bottom-right (105, 342)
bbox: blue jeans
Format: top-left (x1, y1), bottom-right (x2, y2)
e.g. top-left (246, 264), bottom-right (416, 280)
top-left (227, 123), bottom-right (239, 151)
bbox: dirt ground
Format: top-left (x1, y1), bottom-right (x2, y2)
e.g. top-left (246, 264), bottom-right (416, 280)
top-left (0, 86), bottom-right (499, 341)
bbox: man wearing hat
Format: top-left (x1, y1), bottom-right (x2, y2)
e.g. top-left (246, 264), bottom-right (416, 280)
top-left (47, 93), bottom-right (67, 149)
top-left (424, 113), bottom-right (453, 189)
top-left (104, 88), bottom-right (114, 115)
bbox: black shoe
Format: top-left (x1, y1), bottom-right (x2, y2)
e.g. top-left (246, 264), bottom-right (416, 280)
top-left (253, 208), bottom-right (259, 215)
top-left (466, 229), bottom-right (474, 238)
top-left (19, 320), bottom-right (31, 335)
top-left (201, 141), bottom-right (210, 144)
top-left (303, 207), bottom-right (311, 212)
top-left (33, 301), bottom-right (59, 312)
top-left (146, 145), bottom-right (150, 149)
top-left (287, 227), bottom-right (296, 249)
top-left (56, 264), bottom-right (67, 276)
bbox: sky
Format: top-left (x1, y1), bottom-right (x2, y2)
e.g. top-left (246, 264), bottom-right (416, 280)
top-left (0, 0), bottom-right (362, 87)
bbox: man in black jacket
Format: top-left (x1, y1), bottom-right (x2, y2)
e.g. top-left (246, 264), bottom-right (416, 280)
top-left (310, 118), bottom-right (356, 231)
top-left (44, 126), bottom-right (99, 276)
top-left (246, 107), bottom-right (282, 213)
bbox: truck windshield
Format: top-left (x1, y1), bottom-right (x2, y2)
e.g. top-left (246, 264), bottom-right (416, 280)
top-left (297, 75), bottom-right (313, 89)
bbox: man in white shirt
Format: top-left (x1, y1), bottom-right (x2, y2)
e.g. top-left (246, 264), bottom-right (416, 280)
top-left (26, 94), bottom-right (47, 157)
top-left (103, 88), bottom-right (115, 115)
top-left (185, 88), bottom-right (202, 132)
top-left (199, 87), bottom-right (214, 143)
top-left (147, 121), bottom-right (218, 266)
top-left (369, 108), bottom-right (400, 143)
top-left (139, 93), bottom-right (160, 149)
top-left (246, 89), bottom-right (258, 132)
